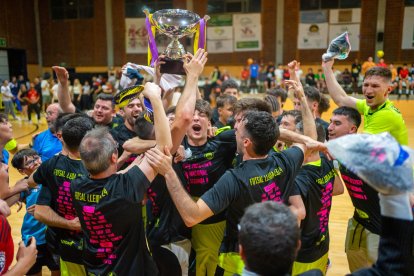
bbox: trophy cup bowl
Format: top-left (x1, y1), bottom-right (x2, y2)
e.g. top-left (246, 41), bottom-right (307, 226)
top-left (150, 9), bottom-right (201, 75)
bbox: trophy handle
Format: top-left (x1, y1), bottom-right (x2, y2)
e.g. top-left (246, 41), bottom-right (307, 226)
top-left (203, 15), bottom-right (210, 22)
top-left (144, 9), bottom-right (150, 17)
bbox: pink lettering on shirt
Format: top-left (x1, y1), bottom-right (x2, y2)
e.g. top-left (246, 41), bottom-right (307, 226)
top-left (316, 182), bottom-right (333, 233)
top-left (81, 207), bottom-right (123, 266)
top-left (261, 182), bottom-right (282, 202)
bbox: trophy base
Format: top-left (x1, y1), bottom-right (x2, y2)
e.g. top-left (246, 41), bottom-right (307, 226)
top-left (160, 58), bottom-right (186, 75)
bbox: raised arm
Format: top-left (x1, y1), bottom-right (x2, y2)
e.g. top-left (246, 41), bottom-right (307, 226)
top-left (170, 49), bottom-right (208, 154)
top-left (136, 82), bottom-right (172, 182)
top-left (143, 82), bottom-right (172, 151)
top-left (285, 80), bottom-right (317, 140)
top-left (288, 60), bottom-right (300, 83)
top-left (52, 66), bottom-right (76, 113)
top-left (321, 59), bottom-right (357, 108)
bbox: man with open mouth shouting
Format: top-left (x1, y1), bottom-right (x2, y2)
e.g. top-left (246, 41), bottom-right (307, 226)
top-left (322, 58), bottom-right (408, 146)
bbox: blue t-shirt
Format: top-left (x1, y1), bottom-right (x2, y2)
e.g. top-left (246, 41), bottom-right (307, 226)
top-left (21, 185), bottom-right (47, 245)
top-left (1, 149), bottom-right (9, 164)
top-left (250, 64), bottom-right (259, 78)
top-left (32, 129), bottom-right (62, 161)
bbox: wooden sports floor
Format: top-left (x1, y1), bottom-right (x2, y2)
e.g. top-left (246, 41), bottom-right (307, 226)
top-left (6, 96), bottom-right (414, 275)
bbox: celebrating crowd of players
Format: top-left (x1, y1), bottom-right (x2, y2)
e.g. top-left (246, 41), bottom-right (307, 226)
top-left (0, 48), bottom-right (412, 276)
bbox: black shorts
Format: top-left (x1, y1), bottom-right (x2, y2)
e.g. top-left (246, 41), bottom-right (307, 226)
top-left (27, 243), bottom-right (60, 275)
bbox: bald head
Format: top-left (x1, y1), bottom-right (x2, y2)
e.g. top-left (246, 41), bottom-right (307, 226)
top-left (46, 103), bottom-right (62, 132)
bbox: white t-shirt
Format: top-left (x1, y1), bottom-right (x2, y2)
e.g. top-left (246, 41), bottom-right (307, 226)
top-left (41, 80), bottom-right (50, 96)
top-left (1, 85), bottom-right (13, 101)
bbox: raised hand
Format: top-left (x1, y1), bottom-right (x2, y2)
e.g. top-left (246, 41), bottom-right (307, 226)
top-left (52, 66), bottom-right (69, 86)
top-left (154, 54), bottom-right (167, 85)
top-left (321, 59), bottom-right (334, 70)
top-left (284, 79), bottom-right (305, 100)
top-left (142, 82), bottom-right (162, 100)
top-left (183, 49), bottom-right (208, 78)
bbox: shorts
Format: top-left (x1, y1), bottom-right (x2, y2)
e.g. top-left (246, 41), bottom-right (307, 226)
top-left (26, 244), bottom-right (60, 274)
top-left (191, 220), bottom-right (226, 276)
top-left (153, 239), bottom-right (191, 276)
top-left (60, 258), bottom-right (86, 276)
top-left (42, 94), bottom-right (51, 104)
top-left (217, 252), bottom-right (244, 275)
top-left (292, 252), bottom-right (329, 275)
top-left (345, 217), bottom-right (379, 272)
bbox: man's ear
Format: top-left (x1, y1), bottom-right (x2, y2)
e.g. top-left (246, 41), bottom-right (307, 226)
top-left (386, 84), bottom-right (393, 95)
top-left (350, 125), bottom-right (358, 134)
top-left (111, 151), bottom-right (118, 164)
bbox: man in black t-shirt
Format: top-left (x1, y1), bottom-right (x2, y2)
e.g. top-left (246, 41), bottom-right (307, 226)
top-left (30, 115), bottom-right (95, 275)
top-left (110, 97), bottom-right (143, 169)
top-left (147, 111), bottom-right (327, 275)
top-left (125, 50), bottom-right (209, 276)
top-left (179, 97), bottom-right (276, 276)
top-left (327, 106), bottom-right (382, 272)
top-left (285, 79), bottom-right (344, 274)
top-left (52, 67), bottom-right (122, 129)
top-left (71, 82), bottom-right (172, 275)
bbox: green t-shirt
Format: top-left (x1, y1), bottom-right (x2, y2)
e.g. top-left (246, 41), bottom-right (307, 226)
top-left (356, 99), bottom-right (408, 145)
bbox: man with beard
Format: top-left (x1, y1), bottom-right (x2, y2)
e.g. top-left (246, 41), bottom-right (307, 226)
top-left (52, 67), bottom-right (121, 128)
top-left (32, 103), bottom-right (63, 161)
top-left (110, 97), bottom-right (143, 169)
top-left (146, 110), bottom-right (324, 275)
top-left (322, 59), bottom-right (407, 145)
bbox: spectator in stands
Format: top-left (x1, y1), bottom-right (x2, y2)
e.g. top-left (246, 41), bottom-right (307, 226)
top-left (305, 68), bottom-right (316, 87)
top-left (351, 58), bottom-right (362, 90)
top-left (361, 57), bottom-right (376, 76)
top-left (315, 69), bottom-right (326, 92)
top-left (398, 63), bottom-right (411, 99)
top-left (377, 58), bottom-right (387, 68)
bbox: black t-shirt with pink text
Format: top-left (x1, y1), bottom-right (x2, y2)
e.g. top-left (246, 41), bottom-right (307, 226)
top-left (146, 165), bottom-right (191, 247)
top-left (34, 153), bottom-right (87, 263)
top-left (71, 166), bottom-right (158, 276)
top-left (178, 129), bottom-right (236, 224)
top-left (340, 165), bottom-right (381, 234)
top-left (201, 146), bottom-right (304, 253)
top-left (294, 155), bottom-right (335, 263)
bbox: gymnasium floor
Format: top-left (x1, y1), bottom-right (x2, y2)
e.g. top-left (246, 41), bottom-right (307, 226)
top-left (6, 96), bottom-right (414, 275)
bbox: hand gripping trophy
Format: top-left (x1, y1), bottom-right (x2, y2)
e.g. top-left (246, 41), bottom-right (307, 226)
top-left (144, 9), bottom-right (209, 75)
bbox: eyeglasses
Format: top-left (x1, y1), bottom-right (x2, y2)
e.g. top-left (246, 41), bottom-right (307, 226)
top-left (23, 156), bottom-right (41, 168)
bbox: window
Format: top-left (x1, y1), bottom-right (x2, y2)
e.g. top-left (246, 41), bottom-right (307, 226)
top-left (300, 0), bottom-right (360, 10)
top-left (405, 0), bottom-right (414, 6)
top-left (125, 0), bottom-right (173, 18)
top-left (51, 0), bottom-right (94, 20)
top-left (207, 0), bottom-right (261, 14)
